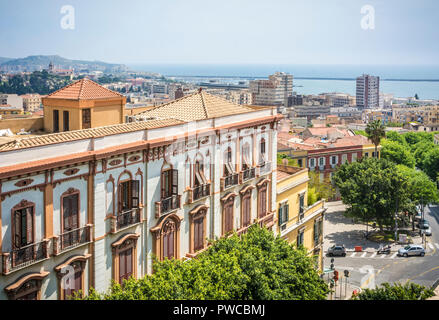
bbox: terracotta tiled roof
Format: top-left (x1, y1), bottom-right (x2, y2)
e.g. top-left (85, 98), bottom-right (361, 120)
top-left (45, 78), bottom-right (124, 100)
top-left (135, 91), bottom-right (256, 121)
top-left (0, 118), bottom-right (183, 152)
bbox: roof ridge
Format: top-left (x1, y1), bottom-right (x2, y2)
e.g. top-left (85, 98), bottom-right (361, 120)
top-left (200, 91), bottom-right (209, 118)
top-left (135, 91), bottom-right (200, 117)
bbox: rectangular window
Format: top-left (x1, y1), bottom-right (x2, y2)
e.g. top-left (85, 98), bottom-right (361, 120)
top-left (297, 230), bottom-right (304, 246)
top-left (161, 169), bottom-right (178, 199)
top-left (309, 158), bottom-right (315, 167)
top-left (258, 187), bottom-right (267, 218)
top-left (242, 194), bottom-right (251, 227)
top-left (119, 248), bottom-right (133, 284)
top-left (194, 217), bottom-right (204, 252)
top-left (319, 157), bottom-right (325, 166)
top-left (224, 201), bottom-right (234, 234)
top-left (63, 111), bottom-right (69, 131)
top-left (53, 110), bottom-right (59, 133)
top-left (62, 194), bottom-right (79, 232)
top-left (13, 207), bottom-right (34, 248)
top-left (118, 180), bottom-right (140, 213)
top-left (299, 194), bottom-right (305, 219)
top-left (278, 203), bottom-right (289, 226)
top-left (82, 108), bottom-right (91, 129)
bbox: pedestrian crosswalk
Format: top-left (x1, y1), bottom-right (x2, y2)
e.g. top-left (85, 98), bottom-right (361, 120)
top-left (327, 243), bottom-right (439, 260)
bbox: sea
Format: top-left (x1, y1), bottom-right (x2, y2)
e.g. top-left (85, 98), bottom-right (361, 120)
top-left (128, 64), bottom-right (439, 100)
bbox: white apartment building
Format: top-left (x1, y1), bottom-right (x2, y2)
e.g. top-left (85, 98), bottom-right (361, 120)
top-left (356, 74), bottom-right (380, 109)
top-left (0, 94), bottom-right (23, 110)
top-left (0, 89), bottom-right (280, 300)
top-left (249, 72), bottom-right (293, 109)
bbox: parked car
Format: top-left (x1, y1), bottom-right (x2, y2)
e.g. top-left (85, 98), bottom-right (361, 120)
top-left (419, 225), bottom-right (432, 236)
top-left (328, 245), bottom-right (346, 257)
top-left (398, 245), bottom-right (425, 257)
top-left (417, 219), bottom-right (430, 229)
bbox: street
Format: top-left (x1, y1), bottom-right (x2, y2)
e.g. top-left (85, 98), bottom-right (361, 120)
top-left (323, 202), bottom-right (439, 294)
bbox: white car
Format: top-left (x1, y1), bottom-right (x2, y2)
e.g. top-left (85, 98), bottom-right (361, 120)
top-left (419, 225), bottom-right (432, 236)
top-left (398, 245), bottom-right (425, 257)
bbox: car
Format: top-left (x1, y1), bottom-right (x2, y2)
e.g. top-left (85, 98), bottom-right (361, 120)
top-left (327, 245), bottom-right (346, 257)
top-left (419, 225), bottom-right (432, 236)
top-left (398, 245), bottom-right (425, 257)
top-left (416, 219), bottom-right (430, 229)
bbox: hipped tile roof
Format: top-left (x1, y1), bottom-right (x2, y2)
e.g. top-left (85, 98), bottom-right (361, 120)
top-left (45, 78), bottom-right (124, 100)
top-left (135, 90), bottom-right (256, 122)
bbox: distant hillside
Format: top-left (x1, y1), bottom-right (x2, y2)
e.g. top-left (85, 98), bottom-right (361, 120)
top-left (0, 57), bottom-right (13, 64)
top-left (0, 55), bottom-right (128, 73)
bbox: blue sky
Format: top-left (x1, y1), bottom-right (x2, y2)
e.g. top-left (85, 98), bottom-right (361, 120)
top-left (0, 0), bottom-right (438, 65)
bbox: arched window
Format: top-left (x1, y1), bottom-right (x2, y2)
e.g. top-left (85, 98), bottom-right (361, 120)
top-left (194, 160), bottom-right (207, 187)
top-left (189, 205), bottom-right (208, 254)
top-left (60, 188), bottom-right (80, 250)
top-left (4, 272), bottom-right (49, 300)
top-left (257, 180), bottom-right (269, 219)
top-left (55, 254), bottom-right (90, 300)
top-left (240, 186), bottom-right (254, 228)
top-left (111, 234), bottom-right (140, 285)
top-left (118, 172), bottom-right (140, 214)
top-left (224, 147), bottom-right (234, 176)
top-left (260, 138), bottom-right (266, 164)
top-left (162, 219), bottom-right (176, 260)
top-left (221, 193), bottom-right (236, 235)
top-left (242, 143), bottom-right (251, 171)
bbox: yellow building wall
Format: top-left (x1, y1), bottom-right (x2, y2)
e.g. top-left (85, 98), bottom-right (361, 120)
top-left (276, 168), bottom-right (325, 271)
top-left (362, 144), bottom-right (381, 158)
top-left (91, 104), bottom-right (123, 128)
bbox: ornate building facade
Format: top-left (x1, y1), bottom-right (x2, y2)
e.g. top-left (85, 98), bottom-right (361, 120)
top-left (0, 86), bottom-right (281, 300)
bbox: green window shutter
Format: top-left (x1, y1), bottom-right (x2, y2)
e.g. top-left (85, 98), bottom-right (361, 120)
top-left (278, 207), bottom-right (283, 225)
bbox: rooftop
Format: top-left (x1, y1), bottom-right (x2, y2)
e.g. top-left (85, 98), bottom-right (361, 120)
top-left (0, 118), bottom-right (183, 152)
top-left (135, 90), bottom-right (258, 122)
top-left (45, 78), bottom-right (124, 100)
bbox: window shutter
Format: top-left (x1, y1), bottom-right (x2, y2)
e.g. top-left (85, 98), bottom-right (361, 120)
top-left (71, 195), bottom-right (79, 229)
top-left (14, 210), bottom-right (21, 248)
top-left (172, 169), bottom-right (178, 195)
top-left (26, 207), bottom-right (33, 245)
top-left (285, 204), bottom-right (289, 221)
top-left (131, 180), bottom-right (140, 208)
top-left (278, 207), bottom-right (283, 225)
top-left (119, 251), bottom-right (126, 283)
top-left (126, 248), bottom-right (133, 279)
top-left (118, 184), bottom-right (123, 213)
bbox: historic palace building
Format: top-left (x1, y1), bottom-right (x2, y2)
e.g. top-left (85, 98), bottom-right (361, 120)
top-left (0, 80), bottom-right (281, 300)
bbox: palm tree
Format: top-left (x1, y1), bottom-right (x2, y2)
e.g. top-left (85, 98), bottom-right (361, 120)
top-left (365, 120), bottom-right (386, 158)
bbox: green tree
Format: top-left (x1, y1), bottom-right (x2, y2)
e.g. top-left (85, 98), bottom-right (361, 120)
top-left (308, 171), bottom-right (337, 201)
top-left (351, 282), bottom-right (434, 300)
top-left (396, 165), bottom-right (439, 229)
top-left (365, 120), bottom-right (386, 158)
top-left (403, 131), bottom-right (433, 146)
top-left (77, 226), bottom-right (329, 300)
top-left (333, 158), bottom-right (409, 231)
top-left (381, 139), bottom-right (416, 168)
top-left (412, 141), bottom-right (436, 169)
top-left (423, 147), bottom-right (439, 181)
top-left (385, 131), bottom-right (406, 146)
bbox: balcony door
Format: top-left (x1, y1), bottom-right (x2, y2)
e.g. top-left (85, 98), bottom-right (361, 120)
top-left (161, 169), bottom-right (178, 199)
top-left (118, 180), bottom-right (140, 213)
top-left (13, 206), bottom-right (34, 249)
top-left (62, 192), bottom-right (79, 248)
top-left (162, 220), bottom-right (176, 260)
top-left (119, 247), bottom-right (133, 284)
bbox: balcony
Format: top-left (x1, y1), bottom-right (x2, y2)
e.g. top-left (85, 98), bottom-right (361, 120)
top-left (188, 184), bottom-right (211, 204)
top-left (220, 173), bottom-right (239, 191)
top-left (53, 225), bottom-right (93, 255)
top-left (155, 195), bottom-right (181, 218)
top-left (240, 167), bottom-right (256, 183)
top-left (257, 161), bottom-right (272, 176)
top-left (2, 240), bottom-right (50, 275)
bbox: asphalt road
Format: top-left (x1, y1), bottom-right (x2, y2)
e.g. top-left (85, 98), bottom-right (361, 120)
top-left (323, 204), bottom-right (439, 290)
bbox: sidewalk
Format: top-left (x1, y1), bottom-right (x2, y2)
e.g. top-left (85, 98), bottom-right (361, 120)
top-left (325, 278), bottom-right (362, 300)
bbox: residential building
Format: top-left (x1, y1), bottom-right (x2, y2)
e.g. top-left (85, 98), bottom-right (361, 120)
top-left (0, 94), bottom-right (23, 110)
top-left (42, 78), bottom-right (126, 133)
top-left (276, 165), bottom-right (325, 271)
top-left (249, 72), bottom-right (293, 109)
top-left (0, 85), bottom-right (281, 300)
top-left (356, 74), bottom-right (380, 109)
top-left (21, 94), bottom-right (42, 112)
top-left (291, 105), bottom-right (331, 120)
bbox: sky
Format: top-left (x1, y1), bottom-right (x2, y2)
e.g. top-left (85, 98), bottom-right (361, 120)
top-left (0, 0), bottom-right (438, 65)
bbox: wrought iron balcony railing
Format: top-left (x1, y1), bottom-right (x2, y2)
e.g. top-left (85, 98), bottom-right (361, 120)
top-left (2, 240), bottom-right (50, 275)
top-left (55, 225), bottom-right (92, 254)
top-left (117, 208), bottom-right (141, 230)
top-left (240, 167), bottom-right (256, 183)
top-left (155, 195), bottom-right (181, 218)
top-left (220, 173), bottom-right (239, 191)
top-left (188, 184), bottom-right (211, 203)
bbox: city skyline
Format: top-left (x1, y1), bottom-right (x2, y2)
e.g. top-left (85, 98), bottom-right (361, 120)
top-left (1, 0), bottom-right (439, 66)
